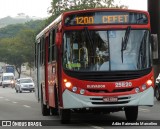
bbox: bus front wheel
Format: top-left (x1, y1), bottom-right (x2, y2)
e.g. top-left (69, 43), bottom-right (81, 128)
top-left (59, 109), bottom-right (71, 124)
top-left (125, 106), bottom-right (138, 121)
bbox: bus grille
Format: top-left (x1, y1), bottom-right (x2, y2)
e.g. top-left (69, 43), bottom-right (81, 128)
top-left (87, 88), bottom-right (133, 93)
top-left (91, 101), bottom-right (129, 104)
top-left (64, 68), bottom-right (151, 82)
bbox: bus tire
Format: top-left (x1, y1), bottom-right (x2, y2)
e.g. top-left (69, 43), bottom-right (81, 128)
top-left (155, 86), bottom-right (160, 101)
top-left (125, 106), bottom-right (138, 121)
top-left (51, 107), bottom-right (58, 115)
top-left (60, 109), bottom-right (71, 124)
top-left (41, 88), bottom-right (50, 116)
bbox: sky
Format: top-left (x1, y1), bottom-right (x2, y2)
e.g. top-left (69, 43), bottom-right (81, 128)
top-left (115, 0), bottom-right (147, 11)
top-left (0, 0), bottom-right (147, 19)
top-left (0, 0), bottom-right (52, 18)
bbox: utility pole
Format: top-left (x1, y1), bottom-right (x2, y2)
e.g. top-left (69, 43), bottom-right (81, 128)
top-left (148, 0), bottom-right (160, 79)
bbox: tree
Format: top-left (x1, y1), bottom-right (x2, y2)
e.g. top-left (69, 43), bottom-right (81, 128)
top-left (0, 37), bottom-right (26, 78)
top-left (0, 20), bottom-right (45, 78)
top-left (49, 0), bottom-right (128, 20)
top-left (0, 24), bottom-right (26, 38)
top-left (14, 29), bottom-right (36, 77)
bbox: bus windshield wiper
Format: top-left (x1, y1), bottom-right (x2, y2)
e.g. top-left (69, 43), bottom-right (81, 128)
top-left (84, 27), bottom-right (94, 56)
top-left (137, 30), bottom-right (148, 69)
top-left (121, 26), bottom-right (131, 63)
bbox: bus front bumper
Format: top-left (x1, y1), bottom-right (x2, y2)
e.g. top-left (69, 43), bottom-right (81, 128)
top-left (62, 87), bottom-right (154, 109)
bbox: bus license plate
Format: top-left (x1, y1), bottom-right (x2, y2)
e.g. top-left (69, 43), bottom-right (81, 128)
top-left (103, 97), bottom-right (118, 102)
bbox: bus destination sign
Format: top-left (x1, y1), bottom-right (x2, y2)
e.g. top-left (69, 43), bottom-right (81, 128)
top-left (75, 15), bottom-right (128, 24)
top-left (65, 11), bottom-right (148, 26)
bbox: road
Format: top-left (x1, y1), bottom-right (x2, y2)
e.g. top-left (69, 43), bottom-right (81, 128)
top-left (0, 86), bottom-right (160, 129)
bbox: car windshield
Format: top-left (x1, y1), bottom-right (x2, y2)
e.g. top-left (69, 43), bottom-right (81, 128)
top-left (3, 76), bottom-right (14, 80)
top-left (62, 29), bottom-right (151, 71)
top-left (20, 79), bottom-right (33, 83)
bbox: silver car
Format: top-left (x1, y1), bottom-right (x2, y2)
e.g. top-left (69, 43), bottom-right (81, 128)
top-left (15, 78), bottom-right (35, 93)
top-left (155, 74), bottom-right (160, 101)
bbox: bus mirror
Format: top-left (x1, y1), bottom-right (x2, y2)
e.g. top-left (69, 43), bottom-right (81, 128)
top-left (151, 34), bottom-right (158, 59)
top-left (56, 33), bottom-right (62, 46)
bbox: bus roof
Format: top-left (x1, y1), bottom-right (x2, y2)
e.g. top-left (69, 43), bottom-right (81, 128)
top-left (36, 8), bottom-right (149, 41)
top-left (63, 8), bottom-right (148, 16)
top-left (36, 14), bottom-right (62, 41)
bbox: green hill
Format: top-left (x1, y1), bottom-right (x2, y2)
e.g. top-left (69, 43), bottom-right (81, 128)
top-left (0, 15), bottom-right (41, 28)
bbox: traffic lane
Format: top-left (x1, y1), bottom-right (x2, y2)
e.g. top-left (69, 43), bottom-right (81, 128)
top-left (58, 98), bottom-right (160, 128)
top-left (0, 87), bottom-right (53, 120)
top-left (67, 109), bottom-right (160, 129)
top-left (0, 103), bottom-right (159, 129)
top-left (0, 95), bottom-right (53, 120)
top-left (0, 86), bottom-right (99, 128)
top-left (0, 127), bottom-right (93, 129)
top-left (0, 96), bottom-right (93, 128)
top-left (137, 99), bottom-right (160, 120)
top-left (0, 86), bottom-right (38, 106)
top-left (0, 86), bottom-right (159, 120)
top-left (1, 87), bottom-right (160, 128)
top-left (69, 99), bottom-right (160, 121)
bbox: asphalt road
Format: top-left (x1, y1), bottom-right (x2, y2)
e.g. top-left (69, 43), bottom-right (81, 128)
top-left (0, 86), bottom-right (160, 129)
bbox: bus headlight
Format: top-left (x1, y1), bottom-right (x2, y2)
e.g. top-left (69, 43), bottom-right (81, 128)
top-left (135, 88), bottom-right (140, 93)
top-left (142, 84), bottom-right (147, 90)
top-left (65, 82), bottom-right (72, 88)
top-left (80, 89), bottom-right (85, 95)
top-left (146, 80), bottom-right (152, 86)
top-left (72, 86), bottom-right (77, 92)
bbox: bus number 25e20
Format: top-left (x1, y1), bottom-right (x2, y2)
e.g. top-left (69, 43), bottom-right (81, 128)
top-left (115, 82), bottom-right (132, 88)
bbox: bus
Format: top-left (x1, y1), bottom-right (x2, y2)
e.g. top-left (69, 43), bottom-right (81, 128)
top-left (34, 8), bottom-right (155, 123)
top-left (2, 65), bottom-right (15, 75)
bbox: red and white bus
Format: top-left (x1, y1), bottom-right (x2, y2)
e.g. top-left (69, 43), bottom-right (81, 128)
top-left (35, 8), bottom-right (155, 123)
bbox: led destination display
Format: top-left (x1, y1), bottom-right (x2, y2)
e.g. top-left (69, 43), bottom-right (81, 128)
top-left (65, 11), bottom-right (148, 25)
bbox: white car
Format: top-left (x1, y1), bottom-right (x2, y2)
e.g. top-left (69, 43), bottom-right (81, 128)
top-left (15, 77), bottom-right (35, 93)
top-left (2, 73), bottom-right (15, 88)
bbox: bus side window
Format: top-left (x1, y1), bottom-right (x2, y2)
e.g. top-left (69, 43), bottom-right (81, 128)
top-left (40, 39), bottom-right (42, 65)
top-left (40, 37), bottom-right (45, 65)
top-left (51, 29), bottom-right (56, 61)
top-left (48, 32), bottom-right (52, 62)
top-left (42, 37), bottom-right (45, 64)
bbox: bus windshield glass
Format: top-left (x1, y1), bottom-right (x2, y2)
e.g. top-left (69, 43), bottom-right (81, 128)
top-left (62, 29), bottom-right (151, 71)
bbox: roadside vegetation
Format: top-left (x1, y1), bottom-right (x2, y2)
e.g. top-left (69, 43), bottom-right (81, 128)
top-left (0, 0), bottom-right (127, 77)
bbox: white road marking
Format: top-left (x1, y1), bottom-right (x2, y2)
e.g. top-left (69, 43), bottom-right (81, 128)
top-left (23, 105), bottom-right (31, 108)
top-left (0, 96), bottom-right (4, 99)
top-left (139, 108), bottom-right (150, 112)
top-left (86, 124), bottom-right (104, 129)
top-left (5, 99), bottom-right (10, 101)
top-left (90, 125), bottom-right (104, 129)
top-left (12, 101), bottom-right (18, 104)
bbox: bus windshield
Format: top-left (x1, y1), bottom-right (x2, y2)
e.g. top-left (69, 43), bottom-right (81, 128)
top-left (62, 29), bottom-right (151, 71)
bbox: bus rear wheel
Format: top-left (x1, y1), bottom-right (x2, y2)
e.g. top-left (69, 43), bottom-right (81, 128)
top-left (51, 107), bottom-right (58, 115)
top-left (59, 109), bottom-right (71, 124)
top-left (125, 106), bottom-right (138, 121)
